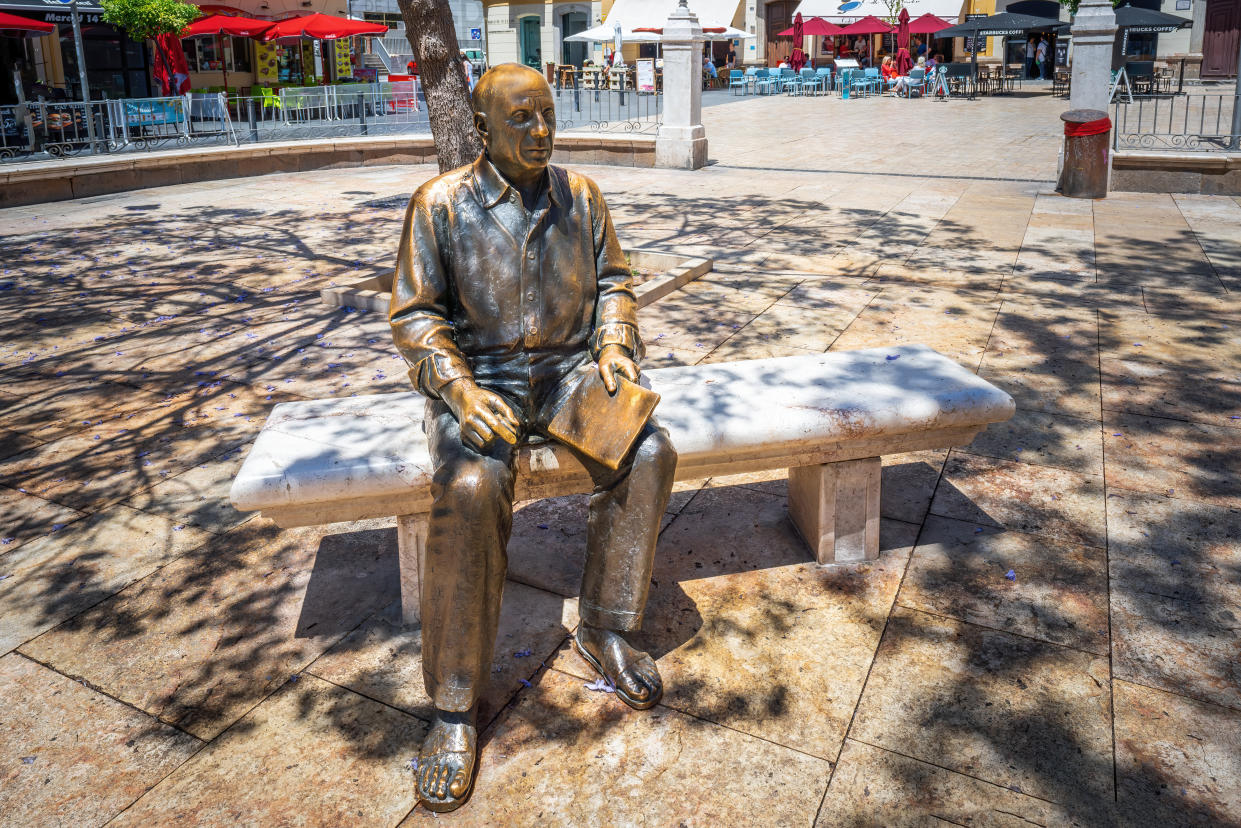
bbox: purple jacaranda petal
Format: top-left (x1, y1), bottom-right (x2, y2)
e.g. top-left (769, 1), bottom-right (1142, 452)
top-left (584, 677), bottom-right (615, 693)
top-left (1004, 570), bottom-right (1016, 581)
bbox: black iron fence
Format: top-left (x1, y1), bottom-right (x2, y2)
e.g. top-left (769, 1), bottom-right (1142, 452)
top-left (1112, 93), bottom-right (1239, 152)
top-left (0, 82), bottom-right (661, 164)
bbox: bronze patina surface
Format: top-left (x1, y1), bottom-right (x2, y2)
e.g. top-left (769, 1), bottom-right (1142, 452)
top-left (389, 63), bottom-right (677, 813)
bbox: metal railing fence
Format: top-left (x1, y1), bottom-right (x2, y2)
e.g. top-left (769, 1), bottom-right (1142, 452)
top-left (1113, 93), bottom-right (1239, 152)
top-left (0, 83), bottom-right (661, 163)
top-left (551, 86), bottom-right (662, 133)
top-left (1, 93), bottom-right (236, 160)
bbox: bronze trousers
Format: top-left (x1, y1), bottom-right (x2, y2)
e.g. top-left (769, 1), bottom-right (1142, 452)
top-left (420, 350), bottom-right (677, 712)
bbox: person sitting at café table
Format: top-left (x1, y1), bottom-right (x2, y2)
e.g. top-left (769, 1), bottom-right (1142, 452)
top-left (702, 52), bottom-right (717, 80)
top-left (881, 55), bottom-right (903, 93)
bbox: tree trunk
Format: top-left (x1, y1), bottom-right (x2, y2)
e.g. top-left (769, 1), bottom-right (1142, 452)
top-left (396, 0), bottom-right (483, 171)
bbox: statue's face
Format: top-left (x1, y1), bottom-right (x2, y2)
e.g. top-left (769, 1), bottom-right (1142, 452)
top-left (478, 73), bottom-right (556, 179)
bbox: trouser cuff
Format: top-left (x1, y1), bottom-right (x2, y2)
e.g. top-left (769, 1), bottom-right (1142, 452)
top-left (580, 603), bottom-right (643, 632)
top-left (428, 679), bottom-right (478, 713)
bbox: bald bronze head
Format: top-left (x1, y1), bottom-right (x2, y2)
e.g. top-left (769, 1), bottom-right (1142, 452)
top-left (472, 63), bottom-right (556, 191)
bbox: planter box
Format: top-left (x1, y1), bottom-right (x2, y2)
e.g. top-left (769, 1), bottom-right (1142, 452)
top-left (320, 248), bottom-right (713, 313)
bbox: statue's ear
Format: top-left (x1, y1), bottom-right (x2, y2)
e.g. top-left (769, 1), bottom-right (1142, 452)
top-left (474, 110), bottom-right (489, 143)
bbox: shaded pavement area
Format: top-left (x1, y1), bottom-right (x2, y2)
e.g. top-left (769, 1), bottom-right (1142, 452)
top-left (2, 92), bottom-right (1241, 826)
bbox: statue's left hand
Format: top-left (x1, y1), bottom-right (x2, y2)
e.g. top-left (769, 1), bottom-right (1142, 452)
top-left (597, 344), bottom-right (639, 395)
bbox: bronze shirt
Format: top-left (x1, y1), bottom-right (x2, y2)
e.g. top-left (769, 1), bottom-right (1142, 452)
top-left (390, 154), bottom-right (640, 400)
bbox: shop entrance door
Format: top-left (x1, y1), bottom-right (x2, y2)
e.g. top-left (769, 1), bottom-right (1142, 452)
top-left (765, 0), bottom-right (795, 65)
top-left (520, 17), bottom-right (542, 69)
top-left (561, 12), bottom-right (587, 66)
top-left (1202, 0), bottom-right (1240, 78)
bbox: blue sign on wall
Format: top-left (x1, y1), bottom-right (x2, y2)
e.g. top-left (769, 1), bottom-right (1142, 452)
top-left (470, 27), bottom-right (481, 39)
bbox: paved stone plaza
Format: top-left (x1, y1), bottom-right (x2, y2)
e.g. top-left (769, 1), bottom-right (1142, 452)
top-left (2, 91), bottom-right (1240, 826)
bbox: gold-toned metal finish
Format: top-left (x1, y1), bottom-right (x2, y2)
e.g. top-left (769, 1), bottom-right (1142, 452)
top-left (389, 63), bottom-right (677, 813)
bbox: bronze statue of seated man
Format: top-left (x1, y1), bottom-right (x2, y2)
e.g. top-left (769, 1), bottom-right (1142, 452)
top-left (389, 62), bottom-right (677, 813)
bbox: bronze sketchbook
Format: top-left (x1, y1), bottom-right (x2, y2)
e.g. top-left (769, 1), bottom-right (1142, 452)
top-left (546, 371), bottom-right (660, 470)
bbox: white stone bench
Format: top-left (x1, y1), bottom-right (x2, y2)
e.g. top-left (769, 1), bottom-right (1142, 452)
top-left (230, 345), bottom-right (1015, 624)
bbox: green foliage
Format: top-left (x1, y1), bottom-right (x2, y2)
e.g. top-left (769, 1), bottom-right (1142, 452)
top-left (1058, 0), bottom-right (1123, 15)
top-left (100, 0), bottom-right (200, 41)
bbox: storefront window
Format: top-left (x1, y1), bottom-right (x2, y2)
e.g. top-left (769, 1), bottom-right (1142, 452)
top-left (275, 43), bottom-right (311, 83)
top-left (63, 25), bottom-right (150, 99)
top-left (182, 36), bottom-right (253, 72)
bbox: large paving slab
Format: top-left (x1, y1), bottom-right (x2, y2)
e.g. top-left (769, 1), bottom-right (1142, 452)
top-left (0, 652), bottom-right (201, 828)
top-left (109, 674), bottom-right (424, 827)
top-left (850, 607), bottom-right (1114, 807)
top-left (20, 519), bottom-right (398, 739)
top-left (0, 505), bottom-right (212, 655)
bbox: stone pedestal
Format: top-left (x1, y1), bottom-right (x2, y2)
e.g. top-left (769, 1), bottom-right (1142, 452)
top-left (1068, 0), bottom-right (1118, 115)
top-left (788, 457), bottom-right (881, 565)
top-left (396, 512), bottom-right (427, 626)
top-left (656, 0), bottom-right (708, 170)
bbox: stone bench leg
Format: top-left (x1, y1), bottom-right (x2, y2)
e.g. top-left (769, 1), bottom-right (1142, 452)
top-left (396, 513), bottom-right (429, 627)
top-left (787, 457), bottom-right (881, 565)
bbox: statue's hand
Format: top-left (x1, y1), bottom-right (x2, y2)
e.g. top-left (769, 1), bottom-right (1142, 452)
top-left (597, 344), bottom-right (639, 395)
top-left (441, 379), bottom-right (520, 451)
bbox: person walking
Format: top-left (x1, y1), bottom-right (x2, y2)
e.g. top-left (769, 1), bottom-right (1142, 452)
top-left (1036, 35), bottom-right (1050, 80)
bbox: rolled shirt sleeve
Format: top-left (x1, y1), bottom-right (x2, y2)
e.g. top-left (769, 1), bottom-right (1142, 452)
top-left (389, 185), bottom-right (474, 399)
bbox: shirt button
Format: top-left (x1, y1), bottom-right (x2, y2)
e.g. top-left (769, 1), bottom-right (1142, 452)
top-left (526, 292), bottom-right (535, 301)
top-left (526, 252), bottom-right (535, 260)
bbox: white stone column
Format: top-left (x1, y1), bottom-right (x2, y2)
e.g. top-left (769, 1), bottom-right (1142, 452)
top-left (1069, 0), bottom-right (1118, 113)
top-left (745, 0), bottom-right (760, 65)
top-left (655, 0), bottom-right (708, 170)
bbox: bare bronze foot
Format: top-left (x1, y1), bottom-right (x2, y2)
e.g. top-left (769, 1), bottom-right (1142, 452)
top-left (416, 709), bottom-right (478, 813)
top-left (574, 623), bottom-right (663, 710)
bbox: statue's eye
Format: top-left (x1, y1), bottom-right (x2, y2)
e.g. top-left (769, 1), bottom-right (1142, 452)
top-left (513, 111), bottom-right (528, 123)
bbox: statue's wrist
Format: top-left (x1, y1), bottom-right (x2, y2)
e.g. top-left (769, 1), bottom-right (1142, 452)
top-left (599, 343), bottom-right (631, 361)
top-left (441, 377), bottom-right (477, 414)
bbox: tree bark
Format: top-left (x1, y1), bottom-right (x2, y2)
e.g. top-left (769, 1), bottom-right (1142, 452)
top-left (396, 0), bottom-right (483, 171)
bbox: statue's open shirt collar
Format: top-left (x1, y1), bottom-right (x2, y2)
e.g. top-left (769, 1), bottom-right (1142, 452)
top-left (472, 153), bottom-right (565, 212)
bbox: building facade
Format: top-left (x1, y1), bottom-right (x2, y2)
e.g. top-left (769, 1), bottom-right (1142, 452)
top-left (481, 0), bottom-right (604, 68)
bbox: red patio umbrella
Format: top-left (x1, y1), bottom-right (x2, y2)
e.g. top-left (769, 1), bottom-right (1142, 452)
top-left (895, 8), bottom-right (913, 74)
top-left (789, 12), bottom-right (806, 70)
top-left (907, 12), bottom-right (953, 34)
top-left (182, 13), bottom-right (274, 38)
top-left (0, 10), bottom-right (54, 37)
top-left (777, 16), bottom-right (844, 36)
top-left (260, 13), bottom-right (387, 42)
top-left (181, 14), bottom-right (275, 93)
top-left (836, 15), bottom-right (893, 35)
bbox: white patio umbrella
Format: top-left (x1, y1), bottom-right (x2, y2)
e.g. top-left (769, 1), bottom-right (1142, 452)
top-left (564, 24), bottom-right (749, 42)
